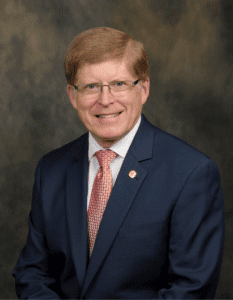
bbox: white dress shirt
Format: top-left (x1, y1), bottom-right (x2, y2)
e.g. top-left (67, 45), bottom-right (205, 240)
top-left (87, 114), bottom-right (141, 210)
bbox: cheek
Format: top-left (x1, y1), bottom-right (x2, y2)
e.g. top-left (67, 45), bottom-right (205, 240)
top-left (76, 101), bottom-right (89, 114)
top-left (129, 98), bottom-right (141, 112)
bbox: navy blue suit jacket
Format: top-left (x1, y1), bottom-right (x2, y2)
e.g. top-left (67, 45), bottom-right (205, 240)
top-left (13, 113), bottom-right (225, 299)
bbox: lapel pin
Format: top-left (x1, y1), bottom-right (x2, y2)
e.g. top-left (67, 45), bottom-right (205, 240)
top-left (129, 170), bottom-right (137, 178)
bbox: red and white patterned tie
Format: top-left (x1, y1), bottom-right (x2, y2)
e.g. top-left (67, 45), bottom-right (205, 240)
top-left (87, 149), bottom-right (117, 257)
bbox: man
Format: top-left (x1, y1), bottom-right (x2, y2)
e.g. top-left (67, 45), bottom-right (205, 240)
top-left (13, 27), bottom-right (225, 299)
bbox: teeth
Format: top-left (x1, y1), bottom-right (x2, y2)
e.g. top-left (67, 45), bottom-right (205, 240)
top-left (98, 112), bottom-right (121, 118)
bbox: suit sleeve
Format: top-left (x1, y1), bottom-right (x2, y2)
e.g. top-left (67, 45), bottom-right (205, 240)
top-left (12, 157), bottom-right (61, 299)
top-left (157, 158), bottom-right (225, 299)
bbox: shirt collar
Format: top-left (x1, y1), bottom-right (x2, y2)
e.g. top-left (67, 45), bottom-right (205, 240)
top-left (88, 114), bottom-right (141, 161)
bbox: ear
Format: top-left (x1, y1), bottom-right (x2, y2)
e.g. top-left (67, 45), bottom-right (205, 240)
top-left (140, 78), bottom-right (150, 105)
top-left (67, 85), bottom-right (78, 110)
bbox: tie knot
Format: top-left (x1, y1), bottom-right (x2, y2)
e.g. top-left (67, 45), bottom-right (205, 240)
top-left (95, 150), bottom-right (117, 168)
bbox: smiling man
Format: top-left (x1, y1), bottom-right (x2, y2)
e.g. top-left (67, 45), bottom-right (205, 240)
top-left (68, 59), bottom-right (149, 148)
top-left (13, 27), bottom-right (224, 299)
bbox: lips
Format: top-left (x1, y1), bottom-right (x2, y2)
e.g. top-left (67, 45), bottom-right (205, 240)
top-left (96, 111), bottom-right (122, 118)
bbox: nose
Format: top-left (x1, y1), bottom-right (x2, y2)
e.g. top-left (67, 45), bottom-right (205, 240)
top-left (98, 85), bottom-right (114, 105)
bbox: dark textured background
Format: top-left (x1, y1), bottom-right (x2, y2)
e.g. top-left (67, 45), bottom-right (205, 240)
top-left (1, 0), bottom-right (232, 298)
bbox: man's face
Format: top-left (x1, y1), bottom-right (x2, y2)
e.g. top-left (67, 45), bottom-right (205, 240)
top-left (67, 59), bottom-right (150, 148)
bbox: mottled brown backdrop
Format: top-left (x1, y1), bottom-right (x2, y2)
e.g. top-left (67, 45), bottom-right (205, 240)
top-left (0, 0), bottom-right (232, 298)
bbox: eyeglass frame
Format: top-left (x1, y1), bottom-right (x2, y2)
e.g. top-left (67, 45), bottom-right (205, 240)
top-left (73, 79), bottom-right (140, 94)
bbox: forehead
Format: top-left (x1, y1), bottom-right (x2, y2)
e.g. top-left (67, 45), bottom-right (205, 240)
top-left (76, 59), bottom-right (133, 83)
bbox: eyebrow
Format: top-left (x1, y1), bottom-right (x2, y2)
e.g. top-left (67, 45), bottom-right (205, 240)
top-left (111, 78), bottom-right (128, 81)
top-left (81, 79), bottom-right (128, 85)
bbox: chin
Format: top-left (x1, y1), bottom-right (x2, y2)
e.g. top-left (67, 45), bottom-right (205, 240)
top-left (99, 135), bottom-right (119, 142)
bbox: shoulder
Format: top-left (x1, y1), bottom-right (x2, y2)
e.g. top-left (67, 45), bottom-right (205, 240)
top-left (38, 132), bottom-right (88, 171)
top-left (147, 126), bottom-right (221, 193)
top-left (141, 113), bottom-right (210, 163)
top-left (155, 126), bottom-right (208, 158)
top-left (150, 124), bottom-right (218, 174)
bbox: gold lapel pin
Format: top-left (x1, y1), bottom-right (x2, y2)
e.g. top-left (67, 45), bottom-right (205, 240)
top-left (128, 170), bottom-right (137, 178)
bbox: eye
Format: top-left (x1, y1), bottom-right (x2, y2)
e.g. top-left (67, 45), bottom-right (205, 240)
top-left (86, 83), bottom-right (97, 90)
top-left (112, 81), bottom-right (126, 87)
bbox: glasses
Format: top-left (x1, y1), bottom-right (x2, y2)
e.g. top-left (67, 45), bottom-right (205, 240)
top-left (73, 79), bottom-right (140, 97)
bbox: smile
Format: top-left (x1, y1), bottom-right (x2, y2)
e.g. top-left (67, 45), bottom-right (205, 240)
top-left (96, 112), bottom-right (122, 118)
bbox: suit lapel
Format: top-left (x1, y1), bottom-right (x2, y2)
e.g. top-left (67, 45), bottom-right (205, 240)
top-left (66, 133), bottom-right (89, 289)
top-left (81, 113), bottom-right (155, 298)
